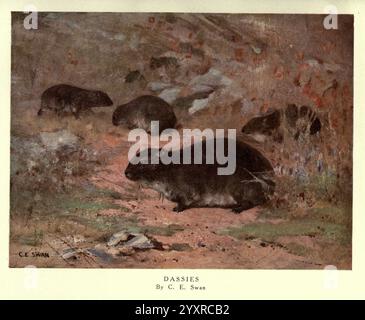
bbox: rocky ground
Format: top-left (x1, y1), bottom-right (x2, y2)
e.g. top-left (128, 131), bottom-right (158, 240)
top-left (9, 113), bottom-right (352, 269)
top-left (9, 13), bottom-right (353, 268)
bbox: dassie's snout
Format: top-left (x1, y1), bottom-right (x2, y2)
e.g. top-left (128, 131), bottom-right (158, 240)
top-left (106, 96), bottom-right (113, 106)
top-left (125, 171), bottom-right (132, 179)
top-left (241, 123), bottom-right (252, 134)
top-left (100, 91), bottom-right (113, 106)
top-left (124, 167), bottom-right (136, 180)
top-left (112, 113), bottom-right (118, 126)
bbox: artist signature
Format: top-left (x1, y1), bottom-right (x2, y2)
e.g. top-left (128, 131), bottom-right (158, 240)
top-left (18, 251), bottom-right (50, 258)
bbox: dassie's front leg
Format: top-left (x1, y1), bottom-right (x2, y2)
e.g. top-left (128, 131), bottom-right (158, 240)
top-left (173, 202), bottom-right (187, 213)
top-left (171, 193), bottom-right (189, 213)
top-left (231, 200), bottom-right (254, 214)
top-left (55, 109), bottom-right (63, 117)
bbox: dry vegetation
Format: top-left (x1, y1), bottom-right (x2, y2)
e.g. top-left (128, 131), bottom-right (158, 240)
top-left (10, 13), bottom-right (353, 269)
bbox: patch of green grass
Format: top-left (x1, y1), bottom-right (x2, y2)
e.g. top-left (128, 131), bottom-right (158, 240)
top-left (221, 220), bottom-right (315, 241)
top-left (306, 206), bottom-right (351, 226)
top-left (307, 172), bottom-right (338, 197)
top-left (58, 212), bottom-right (139, 233)
top-left (220, 219), bottom-right (350, 245)
top-left (17, 229), bottom-right (44, 246)
top-left (141, 224), bottom-right (185, 236)
top-left (28, 184), bottom-right (131, 216)
top-left (259, 204), bottom-right (351, 222)
top-left (273, 170), bottom-right (351, 208)
top-left (284, 242), bottom-right (312, 257)
top-left (59, 199), bottom-right (122, 213)
top-left (84, 186), bottom-right (124, 200)
top-left (41, 185), bottom-right (132, 216)
top-left (258, 207), bottom-right (291, 220)
top-left (92, 215), bottom-right (138, 232)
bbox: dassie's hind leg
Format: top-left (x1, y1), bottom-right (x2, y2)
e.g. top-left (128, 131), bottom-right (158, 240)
top-left (71, 104), bottom-right (81, 119)
top-left (171, 194), bottom-right (191, 213)
top-left (231, 200), bottom-right (254, 214)
top-left (53, 100), bottom-right (67, 117)
top-left (232, 180), bottom-right (269, 214)
top-left (173, 202), bottom-right (188, 213)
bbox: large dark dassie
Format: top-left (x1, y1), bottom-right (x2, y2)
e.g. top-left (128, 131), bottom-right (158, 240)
top-left (38, 84), bottom-right (113, 118)
top-left (112, 95), bottom-right (177, 134)
top-left (125, 138), bottom-right (275, 213)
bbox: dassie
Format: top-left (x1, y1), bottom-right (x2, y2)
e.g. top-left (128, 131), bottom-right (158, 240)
top-left (125, 138), bottom-right (275, 213)
top-left (38, 84), bottom-right (113, 118)
top-left (112, 95), bottom-right (177, 134)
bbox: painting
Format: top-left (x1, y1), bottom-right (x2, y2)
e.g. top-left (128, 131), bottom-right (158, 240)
top-left (10, 12), bottom-right (353, 269)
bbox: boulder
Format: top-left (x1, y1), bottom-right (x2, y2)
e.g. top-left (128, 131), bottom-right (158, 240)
top-left (158, 88), bottom-right (181, 104)
top-left (148, 82), bottom-right (173, 92)
top-left (107, 230), bottom-right (129, 247)
top-left (188, 98), bottom-right (209, 114)
top-left (124, 234), bottom-right (154, 249)
top-left (189, 68), bottom-right (232, 88)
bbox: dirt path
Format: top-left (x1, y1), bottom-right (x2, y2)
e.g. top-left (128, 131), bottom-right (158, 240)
top-left (78, 132), bottom-right (326, 269)
top-left (9, 126), bottom-right (350, 269)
